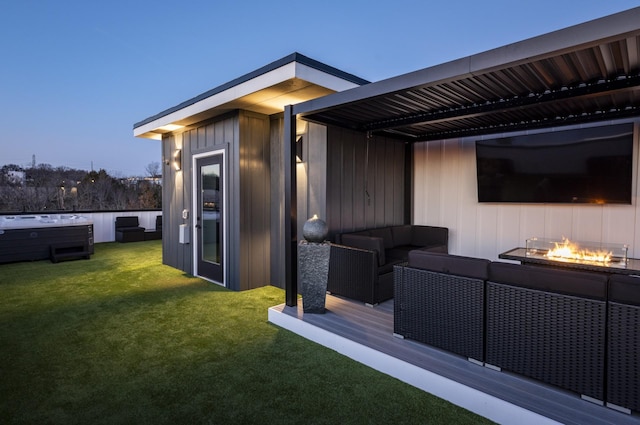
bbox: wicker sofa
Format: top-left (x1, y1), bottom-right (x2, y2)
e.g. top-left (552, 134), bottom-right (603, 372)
top-left (485, 261), bottom-right (608, 402)
top-left (328, 225), bottom-right (448, 305)
top-left (394, 250), bottom-right (489, 363)
top-left (394, 250), bottom-right (628, 407)
top-left (606, 274), bottom-right (640, 413)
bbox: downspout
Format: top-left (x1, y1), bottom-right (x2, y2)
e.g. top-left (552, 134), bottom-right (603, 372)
top-left (284, 105), bottom-right (298, 306)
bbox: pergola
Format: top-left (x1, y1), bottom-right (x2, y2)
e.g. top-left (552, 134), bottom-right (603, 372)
top-left (283, 7), bottom-right (640, 306)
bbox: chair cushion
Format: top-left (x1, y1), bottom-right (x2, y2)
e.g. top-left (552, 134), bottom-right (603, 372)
top-left (408, 251), bottom-right (490, 280)
top-left (488, 262), bottom-right (608, 300)
top-left (609, 274), bottom-right (640, 306)
top-left (115, 216), bottom-right (140, 228)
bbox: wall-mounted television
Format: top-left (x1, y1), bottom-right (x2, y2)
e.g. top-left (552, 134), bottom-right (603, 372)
top-left (475, 124), bottom-right (634, 204)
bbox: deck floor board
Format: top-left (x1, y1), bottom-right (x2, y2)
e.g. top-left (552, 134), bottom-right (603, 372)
top-left (270, 295), bottom-right (640, 425)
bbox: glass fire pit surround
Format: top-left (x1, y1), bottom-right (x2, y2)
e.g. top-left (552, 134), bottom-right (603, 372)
top-left (525, 237), bottom-right (628, 269)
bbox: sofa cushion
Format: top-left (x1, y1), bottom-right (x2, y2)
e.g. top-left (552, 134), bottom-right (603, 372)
top-left (609, 274), bottom-right (640, 306)
top-left (369, 227), bottom-right (394, 249)
top-left (116, 216), bottom-right (140, 228)
top-left (386, 246), bottom-right (413, 262)
top-left (391, 225), bottom-right (413, 247)
top-left (341, 234), bottom-right (386, 266)
top-left (408, 251), bottom-right (490, 280)
top-left (118, 227), bottom-right (144, 233)
top-left (411, 226), bottom-right (448, 252)
top-left (488, 262), bottom-right (608, 300)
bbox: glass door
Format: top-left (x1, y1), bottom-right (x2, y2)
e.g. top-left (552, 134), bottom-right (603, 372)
top-left (196, 154), bottom-right (223, 283)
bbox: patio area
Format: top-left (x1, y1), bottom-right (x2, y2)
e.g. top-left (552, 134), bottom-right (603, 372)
top-left (269, 294), bottom-right (640, 425)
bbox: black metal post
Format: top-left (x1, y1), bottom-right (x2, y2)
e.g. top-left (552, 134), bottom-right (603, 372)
top-left (284, 105), bottom-right (298, 307)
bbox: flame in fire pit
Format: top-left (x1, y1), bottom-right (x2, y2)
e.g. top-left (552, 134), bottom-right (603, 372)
top-left (545, 238), bottom-right (612, 264)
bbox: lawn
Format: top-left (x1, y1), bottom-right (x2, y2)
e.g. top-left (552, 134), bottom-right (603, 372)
top-left (0, 241), bottom-right (492, 424)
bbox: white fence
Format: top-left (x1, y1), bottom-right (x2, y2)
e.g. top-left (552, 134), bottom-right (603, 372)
top-left (82, 211), bottom-right (161, 243)
top-left (0, 211), bottom-right (162, 244)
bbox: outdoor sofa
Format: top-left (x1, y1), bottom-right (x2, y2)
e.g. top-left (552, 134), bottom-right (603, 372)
top-left (115, 216), bottom-right (145, 243)
top-left (394, 250), bottom-right (639, 412)
top-left (144, 215), bottom-right (162, 240)
top-left (606, 274), bottom-right (640, 413)
top-left (393, 250), bottom-right (489, 363)
top-left (328, 225), bottom-right (448, 305)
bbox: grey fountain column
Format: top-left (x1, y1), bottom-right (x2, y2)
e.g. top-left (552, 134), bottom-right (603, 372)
top-left (298, 215), bottom-right (331, 314)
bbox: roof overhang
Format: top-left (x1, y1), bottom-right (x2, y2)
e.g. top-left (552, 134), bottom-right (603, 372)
top-left (133, 53), bottom-right (369, 140)
top-left (293, 7), bottom-right (640, 142)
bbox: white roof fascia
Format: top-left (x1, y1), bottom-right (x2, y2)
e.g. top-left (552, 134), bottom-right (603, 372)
top-left (134, 61), bottom-right (362, 138)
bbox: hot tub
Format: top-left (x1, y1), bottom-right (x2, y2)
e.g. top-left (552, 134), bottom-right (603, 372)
top-left (0, 214), bottom-right (94, 263)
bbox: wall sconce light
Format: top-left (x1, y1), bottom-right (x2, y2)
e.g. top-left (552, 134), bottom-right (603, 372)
top-left (296, 136), bottom-right (303, 163)
top-left (173, 149), bottom-right (182, 171)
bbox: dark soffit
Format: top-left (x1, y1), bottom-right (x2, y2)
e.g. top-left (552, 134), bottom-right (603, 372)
top-left (293, 8), bottom-right (640, 142)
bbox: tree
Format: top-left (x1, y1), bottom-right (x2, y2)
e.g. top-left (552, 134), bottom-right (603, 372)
top-left (145, 162), bottom-right (161, 178)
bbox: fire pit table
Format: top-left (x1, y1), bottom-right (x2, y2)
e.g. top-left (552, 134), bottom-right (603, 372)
top-left (499, 237), bottom-right (640, 275)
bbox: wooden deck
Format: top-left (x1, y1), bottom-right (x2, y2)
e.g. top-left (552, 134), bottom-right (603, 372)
top-left (268, 295), bottom-right (640, 425)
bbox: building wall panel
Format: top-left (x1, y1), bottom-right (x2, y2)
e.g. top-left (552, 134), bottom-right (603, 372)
top-left (413, 120), bottom-right (640, 260)
top-left (326, 127), bottom-right (405, 239)
top-left (238, 111), bottom-right (270, 290)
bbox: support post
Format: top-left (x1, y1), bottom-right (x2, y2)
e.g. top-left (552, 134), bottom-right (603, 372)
top-left (284, 105), bottom-right (298, 306)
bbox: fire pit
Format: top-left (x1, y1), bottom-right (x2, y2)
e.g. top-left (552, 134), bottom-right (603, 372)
top-left (499, 237), bottom-right (640, 274)
top-left (525, 237), bottom-right (628, 268)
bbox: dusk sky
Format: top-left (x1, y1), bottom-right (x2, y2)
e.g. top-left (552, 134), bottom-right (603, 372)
top-left (2, 1), bottom-right (638, 176)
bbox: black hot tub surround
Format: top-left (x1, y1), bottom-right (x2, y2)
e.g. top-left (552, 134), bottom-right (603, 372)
top-left (0, 215), bottom-right (94, 264)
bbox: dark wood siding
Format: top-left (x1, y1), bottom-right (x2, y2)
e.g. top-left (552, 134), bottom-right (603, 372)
top-left (238, 111), bottom-right (271, 290)
top-left (162, 132), bottom-right (190, 271)
top-left (270, 115), bottom-right (285, 288)
top-left (326, 127), bottom-right (406, 240)
top-left (162, 115), bottom-right (238, 279)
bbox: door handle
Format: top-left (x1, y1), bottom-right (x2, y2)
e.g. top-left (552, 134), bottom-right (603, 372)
top-left (195, 224), bottom-right (202, 229)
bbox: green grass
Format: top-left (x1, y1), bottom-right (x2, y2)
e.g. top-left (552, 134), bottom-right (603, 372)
top-left (0, 241), bottom-right (492, 424)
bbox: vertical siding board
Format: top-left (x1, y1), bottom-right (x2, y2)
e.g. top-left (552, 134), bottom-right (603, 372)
top-left (497, 205), bottom-right (521, 256)
top-left (394, 141), bottom-right (405, 224)
top-left (413, 142), bottom-right (427, 225)
top-left (205, 123), bottom-right (214, 148)
top-left (326, 130), bottom-right (343, 238)
top-left (270, 115), bottom-right (285, 287)
top-left (374, 138), bottom-right (386, 228)
top-left (603, 205), bottom-right (636, 249)
top-left (341, 129), bottom-right (355, 231)
top-left (238, 112), bottom-right (270, 290)
top-left (197, 126), bottom-right (206, 150)
top-left (413, 122), bottom-right (640, 261)
top-left (307, 123), bottom-right (327, 221)
top-left (181, 131), bottom-right (192, 272)
top-left (573, 207), bottom-right (604, 243)
top-left (544, 206), bottom-right (574, 240)
top-left (353, 133), bottom-right (366, 228)
top-left (326, 126), bottom-right (406, 236)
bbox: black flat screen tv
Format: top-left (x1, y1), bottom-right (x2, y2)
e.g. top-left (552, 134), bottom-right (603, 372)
top-left (475, 124), bottom-right (634, 204)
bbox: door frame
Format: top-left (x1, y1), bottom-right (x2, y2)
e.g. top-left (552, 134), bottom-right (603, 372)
top-left (192, 149), bottom-right (228, 286)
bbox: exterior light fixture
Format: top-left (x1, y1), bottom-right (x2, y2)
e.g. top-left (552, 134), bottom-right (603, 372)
top-left (173, 149), bottom-right (182, 171)
top-left (296, 136), bottom-right (303, 163)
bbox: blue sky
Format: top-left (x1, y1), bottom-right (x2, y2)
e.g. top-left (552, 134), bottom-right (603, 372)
top-left (1, 1), bottom-right (638, 176)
